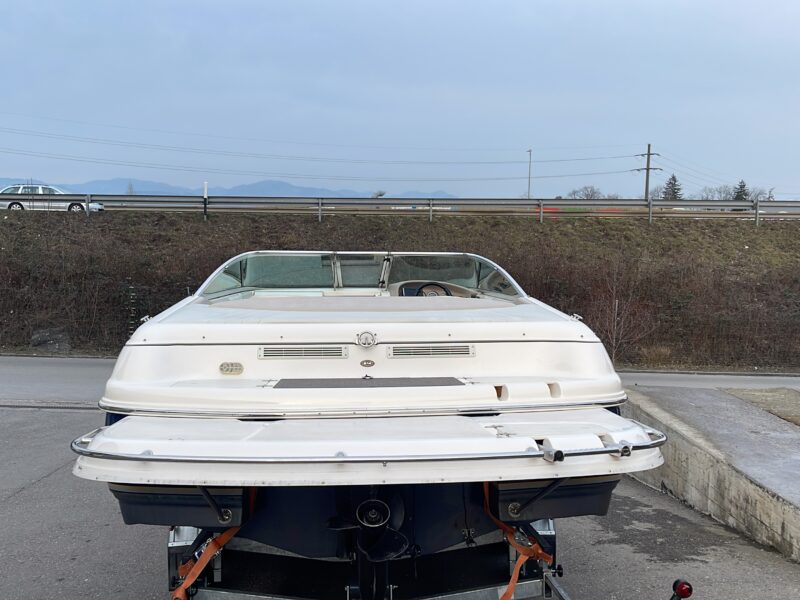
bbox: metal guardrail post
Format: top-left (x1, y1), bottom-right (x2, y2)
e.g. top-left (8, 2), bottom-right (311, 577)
top-left (318, 198), bottom-right (323, 222)
top-left (755, 194), bottom-right (761, 227)
top-left (648, 195), bottom-right (653, 224)
top-left (85, 194), bottom-right (91, 218)
top-left (429, 198), bottom-right (433, 222)
top-left (203, 181), bottom-right (208, 221)
top-left (538, 199), bottom-right (544, 224)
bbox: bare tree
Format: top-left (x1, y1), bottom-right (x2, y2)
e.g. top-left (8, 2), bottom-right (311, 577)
top-left (567, 185), bottom-right (604, 200)
top-left (748, 186), bottom-right (768, 203)
top-left (371, 190), bottom-right (387, 198)
top-left (586, 255), bottom-right (658, 363)
top-left (699, 185), bottom-right (734, 201)
top-left (649, 185), bottom-right (664, 200)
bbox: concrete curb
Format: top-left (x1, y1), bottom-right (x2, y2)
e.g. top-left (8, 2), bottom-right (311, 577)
top-left (623, 390), bottom-right (800, 562)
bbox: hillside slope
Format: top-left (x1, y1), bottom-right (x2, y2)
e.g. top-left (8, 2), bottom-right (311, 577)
top-left (0, 212), bottom-right (797, 369)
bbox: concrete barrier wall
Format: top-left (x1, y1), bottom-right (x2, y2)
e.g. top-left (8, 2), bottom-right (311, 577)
top-left (623, 390), bottom-right (800, 562)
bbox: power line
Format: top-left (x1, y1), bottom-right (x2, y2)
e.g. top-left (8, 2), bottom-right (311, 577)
top-left (657, 149), bottom-right (794, 190)
top-left (652, 162), bottom-right (721, 190)
top-left (652, 159), bottom-right (720, 187)
top-left (657, 148), bottom-right (744, 182)
top-left (659, 153), bottom-right (800, 195)
top-left (0, 125), bottom-right (640, 166)
top-left (0, 146), bottom-right (641, 183)
top-left (648, 170), bottom-right (668, 183)
top-left (652, 167), bottom-right (710, 188)
top-left (657, 155), bottom-right (731, 185)
top-left (0, 110), bottom-right (642, 153)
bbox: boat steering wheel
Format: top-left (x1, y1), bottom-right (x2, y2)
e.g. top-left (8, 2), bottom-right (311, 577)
top-left (415, 282), bottom-right (452, 297)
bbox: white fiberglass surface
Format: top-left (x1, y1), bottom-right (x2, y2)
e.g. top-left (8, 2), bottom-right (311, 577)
top-left (90, 410), bottom-right (648, 455)
top-left (205, 296), bottom-right (512, 312)
top-left (154, 295), bottom-right (565, 326)
top-left (73, 410), bottom-right (663, 486)
top-left (100, 339), bottom-right (621, 418)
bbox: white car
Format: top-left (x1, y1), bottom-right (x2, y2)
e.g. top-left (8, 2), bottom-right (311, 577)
top-left (0, 184), bottom-right (104, 212)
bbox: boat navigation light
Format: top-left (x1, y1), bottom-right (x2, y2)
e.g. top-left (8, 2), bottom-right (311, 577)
top-left (671, 579), bottom-right (693, 599)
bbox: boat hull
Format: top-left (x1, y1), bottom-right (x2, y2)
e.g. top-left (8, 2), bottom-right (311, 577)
top-left (74, 408), bottom-right (663, 561)
top-left (110, 478), bottom-right (619, 559)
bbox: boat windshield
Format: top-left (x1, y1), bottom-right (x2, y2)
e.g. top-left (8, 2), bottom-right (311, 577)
top-left (201, 253), bottom-right (521, 297)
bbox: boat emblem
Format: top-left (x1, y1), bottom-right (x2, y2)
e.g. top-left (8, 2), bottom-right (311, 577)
top-left (219, 362), bottom-right (244, 375)
top-left (356, 331), bottom-right (377, 347)
top-left (360, 359), bottom-right (375, 368)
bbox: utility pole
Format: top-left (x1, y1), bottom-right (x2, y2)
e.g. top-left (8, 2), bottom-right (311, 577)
top-left (635, 144), bottom-right (661, 224)
top-left (526, 149), bottom-right (532, 200)
top-left (644, 143), bottom-right (652, 204)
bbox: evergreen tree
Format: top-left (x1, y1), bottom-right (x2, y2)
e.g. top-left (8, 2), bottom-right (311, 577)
top-left (733, 180), bottom-right (749, 202)
top-left (661, 174), bottom-right (683, 201)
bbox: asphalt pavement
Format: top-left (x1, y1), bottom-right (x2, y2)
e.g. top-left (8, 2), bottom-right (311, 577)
top-left (1, 356), bottom-right (799, 598)
top-left (620, 370), bottom-right (800, 391)
top-left (0, 355), bottom-right (113, 407)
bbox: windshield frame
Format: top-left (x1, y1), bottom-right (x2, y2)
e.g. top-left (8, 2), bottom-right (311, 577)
top-left (197, 251), bottom-right (525, 298)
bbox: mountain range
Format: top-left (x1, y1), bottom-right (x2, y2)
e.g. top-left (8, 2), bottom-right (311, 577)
top-left (0, 177), bottom-right (455, 198)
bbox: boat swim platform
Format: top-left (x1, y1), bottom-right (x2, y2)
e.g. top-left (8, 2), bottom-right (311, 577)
top-left (623, 387), bottom-right (800, 562)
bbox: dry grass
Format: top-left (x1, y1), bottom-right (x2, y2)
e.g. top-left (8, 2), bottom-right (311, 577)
top-left (1, 211), bottom-right (798, 369)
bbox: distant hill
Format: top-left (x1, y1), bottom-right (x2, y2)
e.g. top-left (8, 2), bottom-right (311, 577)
top-left (0, 178), bottom-right (46, 189)
top-left (58, 178), bottom-right (194, 195)
top-left (1, 177), bottom-right (455, 198)
top-left (210, 180), bottom-right (364, 198)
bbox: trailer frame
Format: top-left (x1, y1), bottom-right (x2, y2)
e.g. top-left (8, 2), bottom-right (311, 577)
top-left (167, 524), bottom-right (571, 600)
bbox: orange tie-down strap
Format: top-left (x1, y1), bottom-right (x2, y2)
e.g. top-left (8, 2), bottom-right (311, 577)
top-left (482, 482), bottom-right (554, 600)
top-left (172, 526), bottom-right (240, 600)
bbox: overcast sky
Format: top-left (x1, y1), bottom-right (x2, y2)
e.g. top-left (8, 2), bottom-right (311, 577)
top-left (0, 1), bottom-right (797, 197)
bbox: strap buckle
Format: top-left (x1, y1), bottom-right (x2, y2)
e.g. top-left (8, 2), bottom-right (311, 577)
top-left (193, 537), bottom-right (219, 561)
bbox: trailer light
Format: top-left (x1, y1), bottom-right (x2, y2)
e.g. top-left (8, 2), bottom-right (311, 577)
top-left (219, 362), bottom-right (244, 375)
top-left (672, 580), bottom-right (693, 598)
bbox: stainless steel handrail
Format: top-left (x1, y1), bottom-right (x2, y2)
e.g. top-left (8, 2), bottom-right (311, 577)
top-left (71, 425), bottom-right (666, 465)
top-left (542, 426), bottom-right (667, 463)
top-left (95, 397), bottom-right (628, 419)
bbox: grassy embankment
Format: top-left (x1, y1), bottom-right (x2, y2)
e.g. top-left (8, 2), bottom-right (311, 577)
top-left (0, 211), bottom-right (798, 370)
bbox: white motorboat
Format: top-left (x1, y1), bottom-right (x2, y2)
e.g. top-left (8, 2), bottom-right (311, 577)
top-left (72, 251), bottom-right (665, 600)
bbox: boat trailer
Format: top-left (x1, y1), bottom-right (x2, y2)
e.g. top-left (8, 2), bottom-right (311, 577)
top-left (165, 523), bottom-right (693, 600)
top-left (167, 519), bottom-right (565, 600)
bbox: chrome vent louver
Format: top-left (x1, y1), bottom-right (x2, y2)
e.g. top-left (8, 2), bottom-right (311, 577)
top-left (258, 346), bottom-right (348, 359)
top-left (388, 344), bottom-right (475, 358)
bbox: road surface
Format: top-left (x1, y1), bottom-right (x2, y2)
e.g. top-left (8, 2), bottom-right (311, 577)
top-left (620, 370), bottom-right (800, 391)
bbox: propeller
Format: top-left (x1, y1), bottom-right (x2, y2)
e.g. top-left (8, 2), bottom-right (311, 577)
top-left (355, 499), bottom-right (409, 562)
top-left (329, 497), bottom-right (409, 563)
